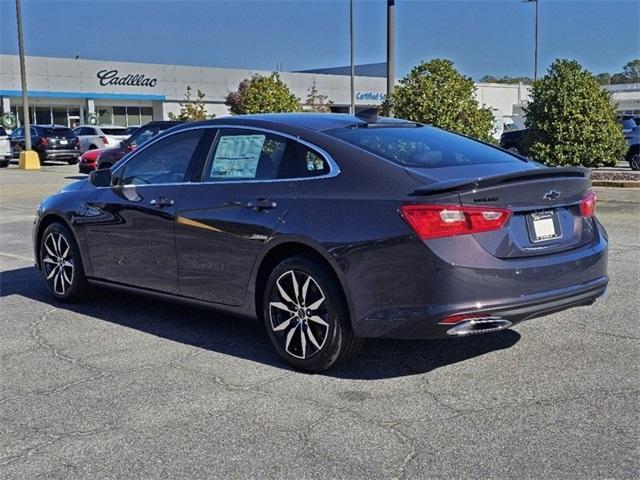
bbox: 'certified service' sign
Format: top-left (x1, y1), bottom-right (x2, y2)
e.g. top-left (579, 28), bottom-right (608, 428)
top-left (97, 69), bottom-right (158, 88)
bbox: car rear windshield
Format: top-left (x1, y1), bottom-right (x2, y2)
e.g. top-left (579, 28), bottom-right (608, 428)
top-left (101, 128), bottom-right (127, 135)
top-left (325, 126), bottom-right (524, 168)
top-left (44, 127), bottom-right (73, 138)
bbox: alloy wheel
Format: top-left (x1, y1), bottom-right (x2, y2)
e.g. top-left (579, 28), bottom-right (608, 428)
top-left (42, 232), bottom-right (74, 295)
top-left (269, 270), bottom-right (330, 360)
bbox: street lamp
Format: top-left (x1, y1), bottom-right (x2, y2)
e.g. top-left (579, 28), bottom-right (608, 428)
top-left (386, 0), bottom-right (395, 116)
top-left (15, 0), bottom-right (38, 169)
top-left (350, 0), bottom-right (355, 115)
top-left (524, 0), bottom-right (539, 81)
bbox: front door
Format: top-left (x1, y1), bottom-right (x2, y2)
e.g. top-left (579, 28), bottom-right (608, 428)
top-left (84, 128), bottom-right (206, 293)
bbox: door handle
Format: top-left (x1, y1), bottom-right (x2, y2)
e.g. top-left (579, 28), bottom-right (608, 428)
top-left (246, 199), bottom-right (277, 211)
top-left (150, 197), bottom-right (175, 208)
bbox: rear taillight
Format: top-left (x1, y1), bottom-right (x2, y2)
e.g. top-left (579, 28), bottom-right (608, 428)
top-left (580, 190), bottom-right (596, 217)
top-left (400, 204), bottom-right (511, 240)
top-left (101, 136), bottom-right (109, 145)
top-left (40, 137), bottom-right (48, 147)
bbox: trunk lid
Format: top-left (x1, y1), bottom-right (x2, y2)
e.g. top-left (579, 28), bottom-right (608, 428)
top-left (407, 165), bottom-right (595, 258)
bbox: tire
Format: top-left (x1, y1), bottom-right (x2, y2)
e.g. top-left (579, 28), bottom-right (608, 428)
top-left (88, 145), bottom-right (97, 150)
top-left (39, 222), bottom-right (88, 302)
top-left (263, 256), bottom-right (364, 372)
top-left (67, 157), bottom-right (79, 165)
top-left (629, 150), bottom-right (640, 171)
top-left (507, 146), bottom-right (521, 155)
top-left (0, 159), bottom-right (9, 168)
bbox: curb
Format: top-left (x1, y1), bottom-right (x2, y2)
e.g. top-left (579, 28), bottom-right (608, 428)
top-left (591, 180), bottom-right (640, 188)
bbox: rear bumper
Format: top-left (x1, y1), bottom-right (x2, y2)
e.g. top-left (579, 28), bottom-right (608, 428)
top-left (79, 162), bottom-right (96, 173)
top-left (42, 149), bottom-right (79, 159)
top-left (352, 224), bottom-right (608, 339)
top-left (357, 276), bottom-right (607, 339)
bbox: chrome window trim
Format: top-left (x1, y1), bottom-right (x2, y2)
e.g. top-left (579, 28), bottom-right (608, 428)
top-left (110, 124), bottom-right (340, 186)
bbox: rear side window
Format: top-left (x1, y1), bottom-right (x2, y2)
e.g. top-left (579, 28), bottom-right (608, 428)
top-left (326, 126), bottom-right (524, 168)
top-left (101, 127), bottom-right (127, 135)
top-left (204, 129), bottom-right (298, 181)
top-left (44, 127), bottom-right (73, 137)
top-left (300, 146), bottom-right (330, 177)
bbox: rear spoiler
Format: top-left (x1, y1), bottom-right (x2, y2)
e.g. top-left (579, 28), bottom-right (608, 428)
top-left (410, 167), bottom-right (589, 196)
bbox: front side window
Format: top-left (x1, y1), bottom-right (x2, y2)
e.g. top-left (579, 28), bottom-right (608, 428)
top-left (119, 130), bottom-right (203, 186)
top-left (204, 129), bottom-right (297, 181)
top-left (326, 126), bottom-right (525, 168)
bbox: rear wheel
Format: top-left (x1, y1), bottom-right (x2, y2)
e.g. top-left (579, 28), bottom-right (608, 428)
top-left (629, 150), bottom-right (640, 171)
top-left (0, 159), bottom-right (8, 168)
top-left (39, 222), bottom-right (88, 302)
top-left (263, 256), bottom-right (364, 372)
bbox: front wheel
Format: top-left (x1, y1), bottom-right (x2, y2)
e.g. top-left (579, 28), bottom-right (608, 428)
top-left (39, 222), bottom-right (88, 302)
top-left (263, 256), bottom-right (364, 372)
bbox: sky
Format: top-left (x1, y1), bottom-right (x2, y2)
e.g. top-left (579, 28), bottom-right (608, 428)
top-left (0, 0), bottom-right (638, 80)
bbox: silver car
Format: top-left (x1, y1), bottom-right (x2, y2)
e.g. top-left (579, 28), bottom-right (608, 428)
top-left (72, 125), bottom-right (129, 153)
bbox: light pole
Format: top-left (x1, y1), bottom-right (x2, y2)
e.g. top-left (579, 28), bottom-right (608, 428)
top-left (524, 0), bottom-right (539, 81)
top-left (350, 0), bottom-right (355, 114)
top-left (15, 0), bottom-right (38, 169)
top-left (15, 0), bottom-right (31, 150)
top-left (386, 0), bottom-right (395, 116)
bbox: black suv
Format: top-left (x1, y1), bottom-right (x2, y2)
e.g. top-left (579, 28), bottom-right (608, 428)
top-left (11, 125), bottom-right (80, 165)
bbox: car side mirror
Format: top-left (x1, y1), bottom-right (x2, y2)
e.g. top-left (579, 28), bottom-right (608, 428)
top-left (89, 168), bottom-right (112, 187)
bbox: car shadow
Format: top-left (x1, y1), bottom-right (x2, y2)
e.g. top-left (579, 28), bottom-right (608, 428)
top-left (0, 266), bottom-right (520, 379)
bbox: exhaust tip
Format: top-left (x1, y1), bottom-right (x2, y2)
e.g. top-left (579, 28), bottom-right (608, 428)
top-left (446, 316), bottom-right (512, 336)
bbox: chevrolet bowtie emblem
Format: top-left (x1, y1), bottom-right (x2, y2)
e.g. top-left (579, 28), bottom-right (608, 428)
top-left (543, 190), bottom-right (561, 201)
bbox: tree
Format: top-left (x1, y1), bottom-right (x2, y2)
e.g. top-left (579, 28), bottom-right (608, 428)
top-left (224, 73), bottom-right (300, 114)
top-left (304, 81), bottom-right (332, 112)
top-left (595, 73), bottom-right (611, 86)
top-left (479, 75), bottom-right (533, 85)
top-left (384, 59), bottom-right (495, 142)
top-left (524, 59), bottom-right (626, 168)
top-left (168, 86), bottom-right (215, 121)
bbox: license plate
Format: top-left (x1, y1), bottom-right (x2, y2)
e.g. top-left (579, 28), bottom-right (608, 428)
top-left (60, 139), bottom-right (68, 145)
top-left (527, 210), bottom-right (562, 242)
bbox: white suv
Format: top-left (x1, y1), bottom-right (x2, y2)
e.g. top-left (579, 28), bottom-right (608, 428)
top-left (0, 127), bottom-right (11, 167)
top-left (72, 125), bottom-right (129, 153)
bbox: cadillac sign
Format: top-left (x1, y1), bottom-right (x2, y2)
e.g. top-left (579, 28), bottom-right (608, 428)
top-left (97, 69), bottom-right (158, 88)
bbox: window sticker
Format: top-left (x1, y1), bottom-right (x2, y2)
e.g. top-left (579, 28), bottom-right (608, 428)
top-left (210, 134), bottom-right (266, 179)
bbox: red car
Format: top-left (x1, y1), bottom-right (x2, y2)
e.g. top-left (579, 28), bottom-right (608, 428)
top-left (78, 148), bottom-right (101, 173)
top-left (78, 121), bottom-right (182, 173)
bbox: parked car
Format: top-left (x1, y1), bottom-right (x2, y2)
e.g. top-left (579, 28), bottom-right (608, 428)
top-left (499, 128), bottom-right (527, 155)
top-left (34, 113), bottom-right (608, 372)
top-left (11, 125), bottom-right (80, 164)
top-left (123, 126), bottom-right (140, 137)
top-left (72, 125), bottom-right (129, 153)
top-left (0, 127), bottom-right (11, 167)
top-left (78, 148), bottom-right (102, 174)
top-left (623, 126), bottom-right (640, 171)
top-left (96, 121), bottom-right (182, 170)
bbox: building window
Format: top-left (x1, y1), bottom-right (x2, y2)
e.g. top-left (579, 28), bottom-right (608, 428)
top-left (97, 107), bottom-right (112, 125)
top-left (140, 107), bottom-right (153, 125)
top-left (113, 107), bottom-right (127, 126)
top-left (52, 106), bottom-right (68, 126)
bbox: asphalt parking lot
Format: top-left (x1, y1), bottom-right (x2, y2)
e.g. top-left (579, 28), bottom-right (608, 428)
top-left (1, 163), bottom-right (638, 479)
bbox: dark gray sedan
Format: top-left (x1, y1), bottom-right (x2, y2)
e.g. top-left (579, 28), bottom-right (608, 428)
top-left (33, 113), bottom-right (608, 371)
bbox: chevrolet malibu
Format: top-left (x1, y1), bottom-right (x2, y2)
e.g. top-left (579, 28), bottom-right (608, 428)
top-left (33, 113), bottom-right (608, 371)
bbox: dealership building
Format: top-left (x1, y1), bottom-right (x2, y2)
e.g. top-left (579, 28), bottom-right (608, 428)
top-left (0, 54), bottom-right (542, 130)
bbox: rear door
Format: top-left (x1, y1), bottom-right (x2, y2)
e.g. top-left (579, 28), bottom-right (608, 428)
top-left (84, 128), bottom-right (208, 293)
top-left (175, 127), bottom-right (315, 305)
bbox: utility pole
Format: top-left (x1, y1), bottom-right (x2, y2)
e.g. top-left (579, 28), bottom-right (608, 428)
top-left (15, 0), bottom-right (31, 150)
top-left (524, 0), bottom-right (539, 81)
top-left (350, 0), bottom-right (355, 114)
top-left (386, 0), bottom-right (395, 116)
